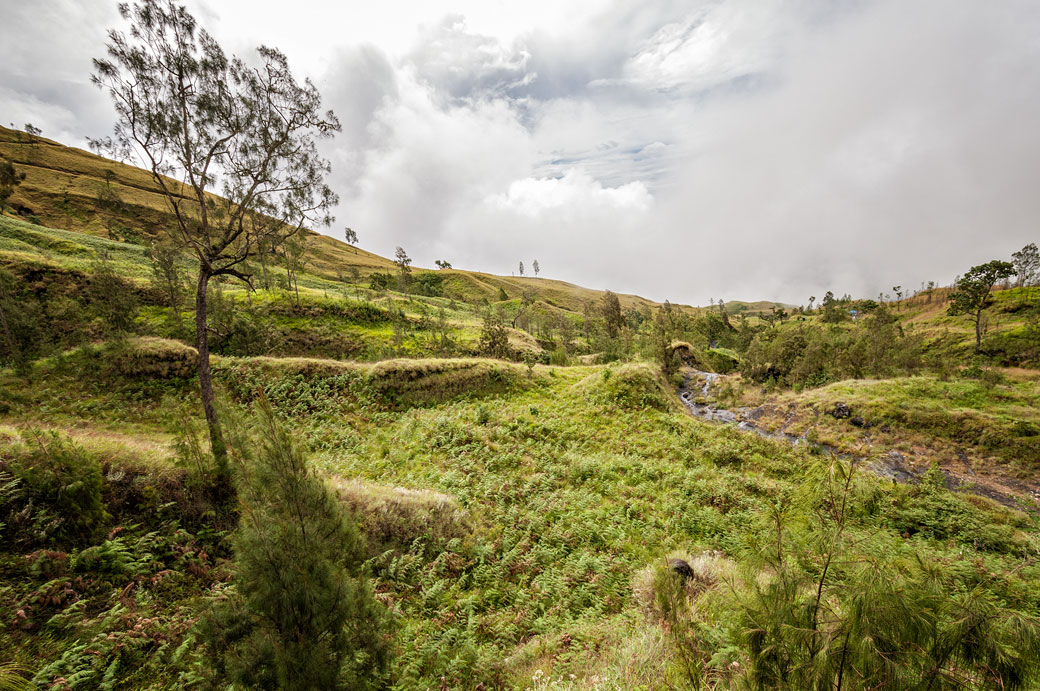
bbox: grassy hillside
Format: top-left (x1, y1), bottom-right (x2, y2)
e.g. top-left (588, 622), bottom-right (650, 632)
top-left (0, 124), bottom-right (690, 315)
top-left (3, 125), bottom-right (1040, 689)
top-left (3, 344), bottom-right (1040, 688)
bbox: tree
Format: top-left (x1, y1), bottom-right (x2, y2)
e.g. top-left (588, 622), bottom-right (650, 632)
top-left (948, 260), bottom-right (1016, 353)
top-left (23, 123), bottom-right (41, 154)
top-left (0, 157), bottom-right (25, 212)
top-left (435, 259), bottom-right (452, 269)
top-left (518, 260), bottom-right (524, 276)
top-left (344, 226), bottom-right (358, 253)
top-left (205, 399), bottom-right (390, 689)
top-left (532, 259), bottom-right (539, 277)
top-left (479, 309), bottom-right (512, 359)
top-left (283, 235), bottom-right (307, 308)
top-left (95, 174), bottom-right (131, 241)
top-left (807, 295), bottom-right (816, 312)
top-left (512, 289), bottom-right (535, 328)
top-left (147, 239), bottom-right (186, 335)
top-left (394, 246), bottom-right (412, 293)
top-left (1012, 243), bottom-right (1039, 288)
top-left (91, 0), bottom-right (340, 466)
top-left (347, 266), bottom-right (362, 300)
top-left (602, 290), bottom-right (624, 339)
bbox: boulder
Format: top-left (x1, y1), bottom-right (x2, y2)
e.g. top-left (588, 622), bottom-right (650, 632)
top-left (830, 402), bottom-right (852, 419)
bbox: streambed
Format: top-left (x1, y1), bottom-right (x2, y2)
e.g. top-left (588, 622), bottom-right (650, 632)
top-left (676, 369), bottom-right (1026, 508)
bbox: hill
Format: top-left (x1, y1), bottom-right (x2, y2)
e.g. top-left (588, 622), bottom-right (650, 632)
top-left (0, 124), bottom-right (691, 315)
top-left (3, 124), bottom-right (1040, 689)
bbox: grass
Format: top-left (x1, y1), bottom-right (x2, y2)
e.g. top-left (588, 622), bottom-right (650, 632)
top-left (4, 346), bottom-right (1040, 687)
top-left (2, 128), bottom-right (1040, 688)
top-left (722, 369), bottom-right (1040, 502)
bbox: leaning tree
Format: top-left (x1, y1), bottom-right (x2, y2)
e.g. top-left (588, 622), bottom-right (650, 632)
top-left (91, 0), bottom-right (340, 466)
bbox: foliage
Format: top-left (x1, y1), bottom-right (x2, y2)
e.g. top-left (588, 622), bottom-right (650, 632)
top-left (91, 0), bottom-right (342, 462)
top-left (1012, 243), bottom-right (1039, 288)
top-left (742, 309), bottom-right (923, 388)
top-left (578, 363), bottom-right (671, 410)
top-left (479, 309), bottom-right (514, 359)
top-left (602, 290), bottom-right (624, 339)
top-left (87, 259), bottom-right (138, 335)
top-left (3, 431), bottom-right (107, 546)
top-left (0, 157), bottom-right (25, 212)
top-left (735, 460), bottom-right (1040, 690)
top-left (412, 271), bottom-right (445, 297)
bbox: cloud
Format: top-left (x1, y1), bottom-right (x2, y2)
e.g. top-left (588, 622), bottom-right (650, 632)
top-left (5, 0), bottom-right (1040, 306)
top-left (0, 0), bottom-right (118, 147)
top-left (486, 171), bottom-right (652, 218)
top-left (406, 15), bottom-right (534, 102)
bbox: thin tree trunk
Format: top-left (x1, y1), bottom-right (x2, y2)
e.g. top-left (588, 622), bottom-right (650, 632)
top-left (195, 271), bottom-right (227, 465)
top-left (974, 309), bottom-right (983, 353)
top-left (167, 274), bottom-right (184, 336)
top-left (259, 247), bottom-right (270, 290)
top-left (0, 300), bottom-right (16, 359)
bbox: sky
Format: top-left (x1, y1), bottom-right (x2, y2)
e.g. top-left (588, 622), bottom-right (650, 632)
top-left (3, 0), bottom-right (1040, 306)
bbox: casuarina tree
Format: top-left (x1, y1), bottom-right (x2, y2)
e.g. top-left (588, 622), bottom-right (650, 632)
top-left (205, 399), bottom-right (390, 689)
top-left (91, 0), bottom-right (340, 471)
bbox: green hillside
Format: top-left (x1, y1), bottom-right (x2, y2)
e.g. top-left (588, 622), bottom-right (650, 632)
top-left (2, 126), bottom-right (1040, 689)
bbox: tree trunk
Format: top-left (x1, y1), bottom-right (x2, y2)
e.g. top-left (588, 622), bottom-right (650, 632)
top-left (0, 300), bottom-right (16, 359)
top-left (974, 308), bottom-right (983, 353)
top-left (195, 271), bottom-right (227, 466)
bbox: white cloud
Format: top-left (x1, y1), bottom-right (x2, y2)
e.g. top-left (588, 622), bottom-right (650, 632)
top-left (486, 171), bottom-right (652, 218)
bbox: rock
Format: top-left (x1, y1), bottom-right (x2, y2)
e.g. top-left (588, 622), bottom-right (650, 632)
top-left (668, 558), bottom-right (696, 580)
top-left (849, 416), bottom-right (868, 428)
top-left (830, 402), bottom-right (852, 419)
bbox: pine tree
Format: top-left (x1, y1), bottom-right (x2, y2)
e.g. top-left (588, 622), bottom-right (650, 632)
top-left (205, 400), bottom-right (391, 689)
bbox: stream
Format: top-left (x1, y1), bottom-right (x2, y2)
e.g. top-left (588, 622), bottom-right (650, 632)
top-left (679, 370), bottom-right (945, 487)
top-left (676, 369), bottom-right (1037, 509)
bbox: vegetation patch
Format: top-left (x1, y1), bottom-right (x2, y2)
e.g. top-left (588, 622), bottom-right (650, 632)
top-left (366, 357), bottom-right (531, 406)
top-left (576, 363), bottom-right (672, 410)
top-left (331, 477), bottom-right (475, 557)
top-left (114, 337), bottom-right (198, 379)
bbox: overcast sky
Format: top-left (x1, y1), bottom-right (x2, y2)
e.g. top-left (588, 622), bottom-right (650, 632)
top-left (3, 0), bottom-right (1040, 305)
